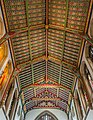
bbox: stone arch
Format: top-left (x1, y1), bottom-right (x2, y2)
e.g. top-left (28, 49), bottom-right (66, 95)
top-left (35, 110), bottom-right (58, 120)
top-left (0, 42), bottom-right (8, 69)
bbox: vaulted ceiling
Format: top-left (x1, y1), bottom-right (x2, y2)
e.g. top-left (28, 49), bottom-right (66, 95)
top-left (2, 0), bottom-right (91, 115)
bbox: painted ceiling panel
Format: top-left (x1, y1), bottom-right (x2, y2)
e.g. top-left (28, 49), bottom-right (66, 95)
top-left (11, 31), bottom-right (30, 65)
top-left (33, 60), bottom-right (46, 83)
top-left (48, 60), bottom-right (60, 84)
top-left (23, 88), bottom-right (35, 101)
top-left (28, 0), bottom-right (45, 26)
top-left (18, 63), bottom-right (33, 89)
top-left (57, 101), bottom-right (67, 111)
top-left (67, 0), bottom-right (90, 31)
top-left (63, 32), bottom-right (83, 66)
top-left (59, 88), bottom-right (69, 102)
top-left (60, 64), bottom-right (75, 89)
top-left (2, 0), bottom-right (91, 114)
top-left (5, 0), bottom-right (27, 30)
top-left (49, 0), bottom-right (66, 27)
top-left (48, 28), bottom-right (64, 60)
top-left (30, 28), bottom-right (46, 59)
top-left (36, 88), bottom-right (46, 96)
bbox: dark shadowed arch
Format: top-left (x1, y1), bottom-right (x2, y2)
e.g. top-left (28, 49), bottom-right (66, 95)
top-left (35, 110), bottom-right (58, 120)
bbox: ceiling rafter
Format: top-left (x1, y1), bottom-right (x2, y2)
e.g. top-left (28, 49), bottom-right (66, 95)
top-left (21, 83), bottom-right (71, 92)
top-left (45, 0), bottom-right (49, 83)
top-left (25, 0), bottom-right (35, 85)
top-left (2, 0), bottom-right (92, 113)
top-left (58, 0), bottom-right (69, 85)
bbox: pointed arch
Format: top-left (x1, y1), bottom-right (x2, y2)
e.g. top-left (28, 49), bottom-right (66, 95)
top-left (35, 110), bottom-right (58, 120)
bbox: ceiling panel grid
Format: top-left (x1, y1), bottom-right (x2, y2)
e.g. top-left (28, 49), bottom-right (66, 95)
top-left (2, 0), bottom-right (91, 114)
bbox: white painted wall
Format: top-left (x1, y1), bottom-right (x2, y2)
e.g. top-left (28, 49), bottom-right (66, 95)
top-left (86, 110), bottom-right (93, 120)
top-left (26, 109), bottom-right (68, 120)
top-left (14, 99), bottom-right (24, 120)
top-left (69, 99), bottom-right (78, 120)
top-left (0, 108), bottom-right (6, 120)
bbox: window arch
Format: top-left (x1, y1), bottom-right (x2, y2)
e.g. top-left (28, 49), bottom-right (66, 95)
top-left (0, 60), bottom-right (12, 90)
top-left (0, 42), bottom-right (8, 69)
top-left (35, 111), bottom-right (58, 120)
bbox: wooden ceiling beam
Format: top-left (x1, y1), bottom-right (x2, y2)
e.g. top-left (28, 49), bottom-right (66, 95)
top-left (21, 83), bottom-right (71, 92)
top-left (49, 24), bottom-right (93, 46)
top-left (0, 24), bottom-right (45, 45)
top-left (45, 0), bottom-right (49, 83)
top-left (17, 55), bottom-right (46, 69)
top-left (26, 97), bottom-right (61, 102)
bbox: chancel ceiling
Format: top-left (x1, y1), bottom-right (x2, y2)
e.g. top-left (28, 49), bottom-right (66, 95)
top-left (1, 0), bottom-right (92, 115)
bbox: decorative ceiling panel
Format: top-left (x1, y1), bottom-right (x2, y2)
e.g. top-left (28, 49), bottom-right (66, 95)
top-left (11, 31), bottom-right (30, 65)
top-left (18, 63), bottom-right (32, 89)
top-left (67, 0), bottom-right (90, 31)
top-left (2, 0), bottom-right (91, 114)
top-left (63, 32), bottom-right (83, 66)
top-left (26, 100), bottom-right (36, 110)
top-left (28, 0), bottom-right (45, 26)
top-left (49, 0), bottom-right (66, 27)
top-left (57, 101), bottom-right (67, 111)
top-left (60, 63), bottom-right (75, 89)
top-left (33, 60), bottom-right (46, 83)
top-left (59, 88), bottom-right (69, 102)
top-left (23, 88), bottom-right (35, 102)
top-left (5, 0), bottom-right (27, 31)
top-left (48, 28), bottom-right (64, 60)
top-left (48, 60), bottom-right (60, 83)
top-left (36, 88), bottom-right (46, 96)
top-left (47, 88), bottom-right (57, 96)
top-left (30, 28), bottom-right (46, 59)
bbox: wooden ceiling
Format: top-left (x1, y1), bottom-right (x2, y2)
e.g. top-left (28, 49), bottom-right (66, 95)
top-left (1, 0), bottom-right (92, 114)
